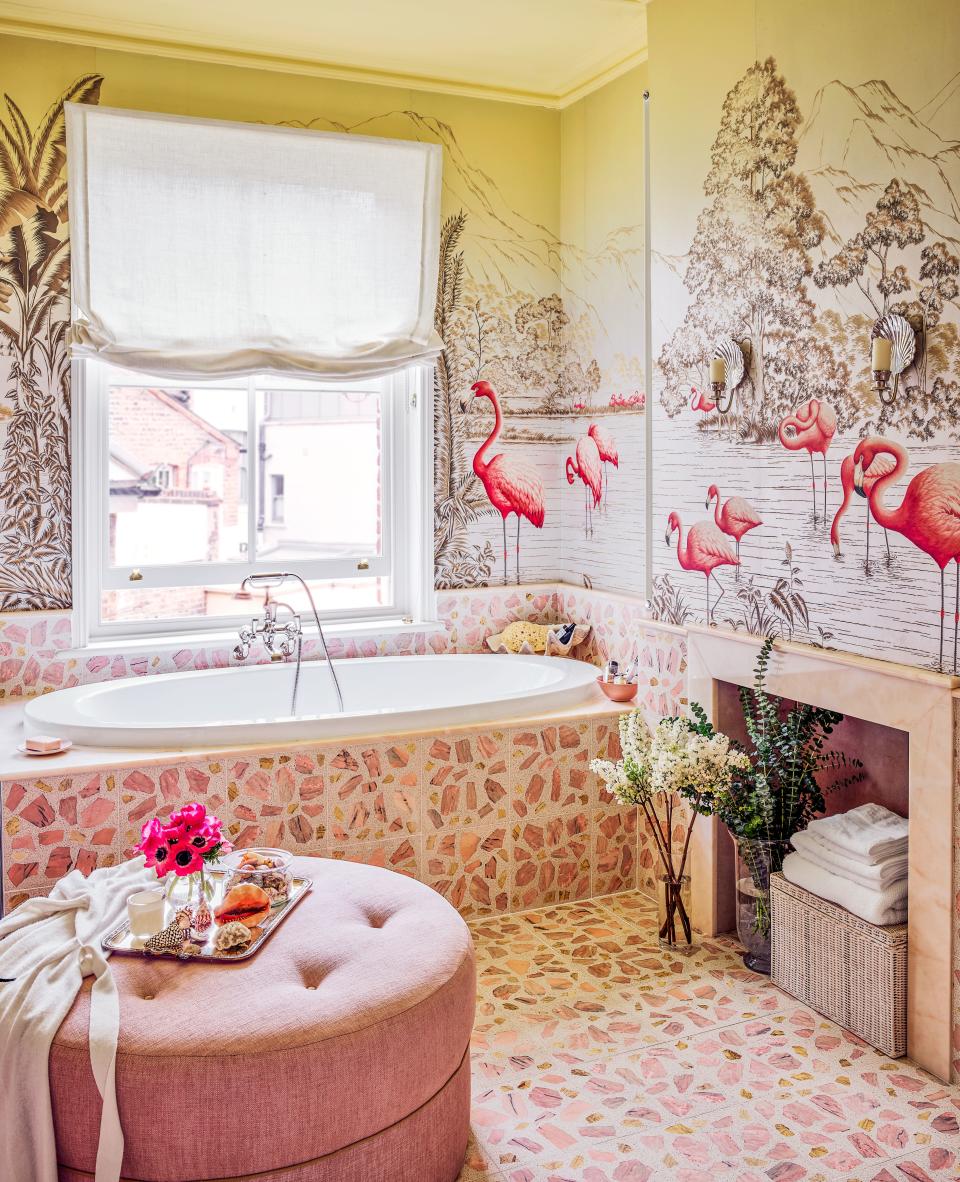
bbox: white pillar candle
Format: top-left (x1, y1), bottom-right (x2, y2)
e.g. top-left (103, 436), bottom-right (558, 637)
top-left (709, 357), bottom-right (726, 383)
top-left (871, 336), bottom-right (892, 371)
top-left (127, 888), bottom-right (165, 938)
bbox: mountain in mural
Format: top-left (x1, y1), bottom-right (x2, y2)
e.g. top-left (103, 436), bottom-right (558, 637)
top-left (798, 77), bottom-right (960, 265)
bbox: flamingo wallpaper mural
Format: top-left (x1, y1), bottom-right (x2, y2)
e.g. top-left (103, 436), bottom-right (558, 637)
top-left (0, 38), bottom-right (647, 608)
top-left (649, 3), bottom-right (960, 674)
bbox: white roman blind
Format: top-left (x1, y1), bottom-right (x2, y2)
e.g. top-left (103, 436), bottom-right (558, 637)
top-left (65, 104), bottom-right (443, 378)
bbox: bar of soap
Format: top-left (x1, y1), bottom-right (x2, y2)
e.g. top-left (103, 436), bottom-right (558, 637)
top-left (25, 735), bottom-right (63, 753)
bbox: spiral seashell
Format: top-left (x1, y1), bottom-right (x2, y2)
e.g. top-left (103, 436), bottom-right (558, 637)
top-left (214, 883), bottom-right (271, 928)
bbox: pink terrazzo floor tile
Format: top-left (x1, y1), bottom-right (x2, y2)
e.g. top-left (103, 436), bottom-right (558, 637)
top-left (458, 894), bottom-right (959, 1182)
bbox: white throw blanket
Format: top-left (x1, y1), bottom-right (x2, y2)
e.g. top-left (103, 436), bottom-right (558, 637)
top-left (790, 829), bottom-right (907, 888)
top-left (0, 856), bottom-right (154, 1182)
top-left (782, 851), bottom-right (907, 926)
top-left (804, 802), bottom-right (908, 864)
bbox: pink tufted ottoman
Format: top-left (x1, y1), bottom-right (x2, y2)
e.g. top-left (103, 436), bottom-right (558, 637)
top-left (50, 856), bottom-right (475, 1181)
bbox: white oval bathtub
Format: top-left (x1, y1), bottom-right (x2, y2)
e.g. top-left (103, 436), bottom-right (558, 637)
top-left (24, 654), bottom-right (600, 749)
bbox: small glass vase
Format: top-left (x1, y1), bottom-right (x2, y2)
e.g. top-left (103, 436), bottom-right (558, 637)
top-left (165, 867), bottom-right (209, 906)
top-left (734, 837), bottom-right (790, 974)
top-left (657, 873), bottom-right (693, 951)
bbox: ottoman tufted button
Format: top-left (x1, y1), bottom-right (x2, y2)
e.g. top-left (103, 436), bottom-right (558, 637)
top-left (51, 856), bottom-right (475, 1182)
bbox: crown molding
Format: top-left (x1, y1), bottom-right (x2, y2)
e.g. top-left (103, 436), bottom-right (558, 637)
top-left (0, 12), bottom-right (647, 109)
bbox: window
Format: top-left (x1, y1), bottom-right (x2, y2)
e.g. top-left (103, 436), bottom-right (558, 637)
top-left (270, 475), bottom-right (285, 524)
top-left (74, 362), bottom-right (433, 643)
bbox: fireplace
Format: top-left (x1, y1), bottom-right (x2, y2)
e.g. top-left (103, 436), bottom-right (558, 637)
top-left (684, 624), bottom-right (955, 1082)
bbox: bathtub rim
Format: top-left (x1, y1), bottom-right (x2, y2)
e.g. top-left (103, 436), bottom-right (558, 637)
top-left (9, 656), bottom-right (620, 775)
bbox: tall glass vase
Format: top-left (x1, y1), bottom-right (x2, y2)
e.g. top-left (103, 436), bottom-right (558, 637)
top-left (734, 837), bottom-right (789, 973)
top-left (657, 873), bottom-right (693, 951)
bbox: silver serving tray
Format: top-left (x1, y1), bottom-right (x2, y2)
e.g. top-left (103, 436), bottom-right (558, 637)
top-left (102, 873), bottom-right (312, 962)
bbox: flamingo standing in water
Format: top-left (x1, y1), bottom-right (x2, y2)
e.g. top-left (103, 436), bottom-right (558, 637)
top-left (468, 380), bottom-right (545, 585)
top-left (665, 512), bottom-right (738, 625)
top-left (690, 386), bottom-right (720, 435)
top-left (853, 437), bottom-right (960, 673)
top-left (566, 433), bottom-right (603, 538)
top-left (705, 485), bottom-right (762, 577)
top-left (778, 399), bottom-right (837, 525)
top-left (588, 423), bottom-right (618, 510)
top-left (830, 451), bottom-right (895, 570)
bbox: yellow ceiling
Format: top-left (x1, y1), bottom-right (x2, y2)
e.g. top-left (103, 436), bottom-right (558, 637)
top-left (0, 0), bottom-right (649, 107)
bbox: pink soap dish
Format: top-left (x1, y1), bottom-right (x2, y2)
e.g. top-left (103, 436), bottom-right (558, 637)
top-left (18, 737), bottom-right (73, 757)
top-left (596, 678), bottom-right (638, 703)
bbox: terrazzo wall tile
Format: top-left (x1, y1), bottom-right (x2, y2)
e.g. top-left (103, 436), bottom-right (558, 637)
top-left (510, 722), bottom-right (593, 910)
top-left (325, 738), bottom-right (420, 846)
top-left (2, 770), bottom-right (118, 897)
top-left (421, 730), bottom-right (512, 916)
top-left (0, 611), bottom-right (78, 699)
top-left (116, 753), bottom-right (329, 858)
top-left (328, 834), bottom-right (422, 878)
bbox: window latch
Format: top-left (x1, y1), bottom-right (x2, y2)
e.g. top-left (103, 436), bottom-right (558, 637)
top-left (128, 568), bottom-right (143, 582)
top-left (357, 558), bottom-right (369, 571)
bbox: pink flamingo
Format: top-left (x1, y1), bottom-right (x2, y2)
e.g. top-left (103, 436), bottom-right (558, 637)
top-left (587, 423), bottom-right (619, 510)
top-left (705, 485), bottom-right (762, 577)
top-left (778, 398), bottom-right (837, 525)
top-left (690, 386), bottom-right (722, 436)
top-left (665, 512), bottom-right (739, 625)
top-left (468, 380), bottom-right (545, 585)
top-left (830, 451), bottom-right (895, 569)
top-left (566, 434), bottom-right (603, 538)
top-left (854, 437), bottom-right (960, 673)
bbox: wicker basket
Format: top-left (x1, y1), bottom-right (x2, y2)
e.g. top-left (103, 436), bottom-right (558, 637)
top-left (770, 872), bottom-right (907, 1057)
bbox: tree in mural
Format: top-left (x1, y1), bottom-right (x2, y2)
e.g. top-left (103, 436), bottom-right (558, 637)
top-left (432, 211), bottom-right (496, 588)
top-left (0, 75), bottom-right (103, 609)
top-left (815, 178), bottom-right (960, 437)
top-left (659, 59), bottom-right (847, 435)
top-left (814, 179), bottom-right (923, 316)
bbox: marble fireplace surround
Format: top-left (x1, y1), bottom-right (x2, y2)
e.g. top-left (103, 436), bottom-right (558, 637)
top-left (684, 624), bottom-right (957, 1083)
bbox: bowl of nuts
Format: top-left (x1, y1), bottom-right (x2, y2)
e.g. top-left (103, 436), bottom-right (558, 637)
top-left (220, 848), bottom-right (293, 907)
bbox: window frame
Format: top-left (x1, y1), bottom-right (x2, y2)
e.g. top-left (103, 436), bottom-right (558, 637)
top-left (72, 360), bottom-right (434, 646)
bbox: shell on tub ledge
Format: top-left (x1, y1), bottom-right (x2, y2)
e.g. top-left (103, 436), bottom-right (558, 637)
top-left (485, 621), bottom-right (592, 657)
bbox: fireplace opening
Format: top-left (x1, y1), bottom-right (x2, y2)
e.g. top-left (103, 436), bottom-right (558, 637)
top-left (712, 678), bottom-right (909, 932)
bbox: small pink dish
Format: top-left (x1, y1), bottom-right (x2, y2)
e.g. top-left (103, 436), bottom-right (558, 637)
top-left (18, 738), bottom-right (73, 757)
top-left (596, 677), bottom-right (638, 703)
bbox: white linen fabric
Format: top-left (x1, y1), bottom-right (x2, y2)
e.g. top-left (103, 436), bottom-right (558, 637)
top-left (65, 104), bottom-right (443, 379)
top-left (0, 856), bottom-right (154, 1182)
top-left (790, 829), bottom-right (907, 889)
top-left (803, 802), bottom-right (908, 864)
top-left (782, 851), bottom-right (907, 926)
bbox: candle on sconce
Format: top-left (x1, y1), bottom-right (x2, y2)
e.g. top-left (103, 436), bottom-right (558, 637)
top-left (871, 336), bottom-right (892, 371)
top-left (709, 358), bottom-right (726, 384)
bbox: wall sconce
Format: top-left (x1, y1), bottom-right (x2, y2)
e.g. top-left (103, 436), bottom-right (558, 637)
top-left (709, 336), bottom-right (746, 414)
top-left (870, 313), bottom-right (917, 407)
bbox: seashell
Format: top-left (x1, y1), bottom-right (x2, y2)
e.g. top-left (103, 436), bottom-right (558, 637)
top-left (144, 920), bottom-right (188, 954)
top-left (713, 335), bottom-right (745, 391)
top-left (193, 899), bottom-right (212, 933)
top-left (214, 921), bottom-right (253, 953)
top-left (175, 906), bottom-right (194, 930)
top-left (214, 883), bottom-right (271, 928)
top-left (872, 313), bottom-right (916, 376)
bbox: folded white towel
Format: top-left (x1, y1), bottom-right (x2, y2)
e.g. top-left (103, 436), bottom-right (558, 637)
top-left (804, 803), bottom-right (907, 864)
top-left (782, 851), bottom-right (907, 926)
top-left (791, 830), bottom-right (907, 889)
